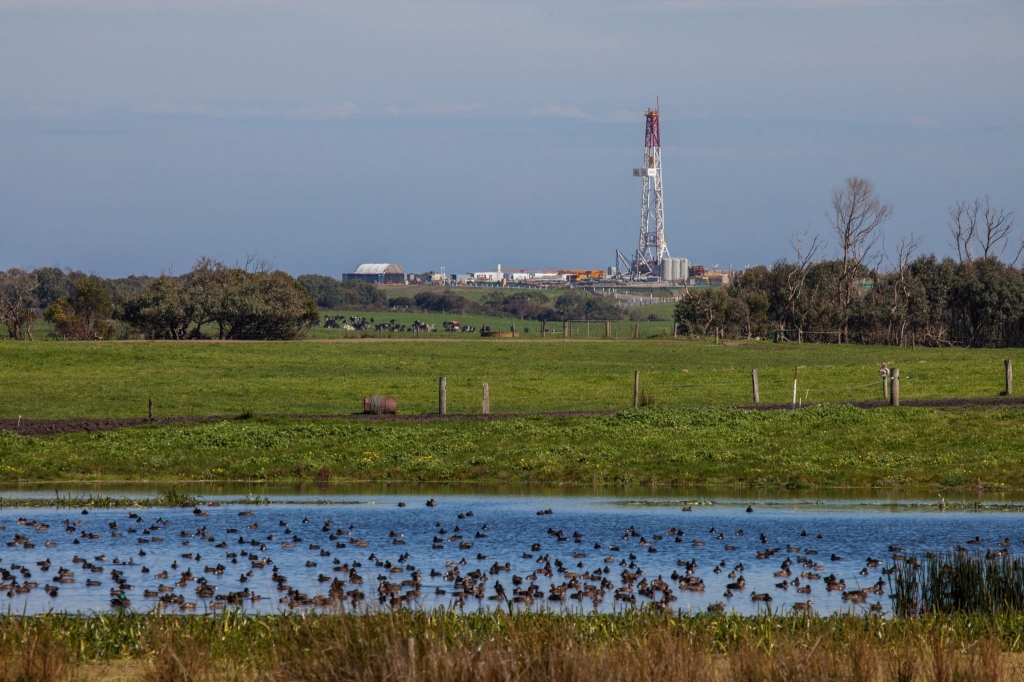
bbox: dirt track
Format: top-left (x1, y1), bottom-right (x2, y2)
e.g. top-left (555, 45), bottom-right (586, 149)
top-left (2, 397), bottom-right (1023, 436)
top-left (0, 411), bottom-right (618, 437)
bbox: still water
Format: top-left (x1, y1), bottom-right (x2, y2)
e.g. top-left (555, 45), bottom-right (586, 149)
top-left (0, 489), bottom-right (1020, 616)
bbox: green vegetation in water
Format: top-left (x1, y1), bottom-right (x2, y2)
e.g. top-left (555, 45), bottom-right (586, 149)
top-left (0, 340), bottom-right (1021, 419)
top-left (3, 405), bottom-right (1024, 489)
top-left (892, 551), bottom-right (1024, 617)
top-left (4, 610), bottom-right (1024, 681)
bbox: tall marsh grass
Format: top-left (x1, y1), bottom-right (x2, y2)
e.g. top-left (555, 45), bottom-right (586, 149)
top-left (1, 610), bottom-right (1023, 681)
top-left (892, 552), bottom-right (1024, 616)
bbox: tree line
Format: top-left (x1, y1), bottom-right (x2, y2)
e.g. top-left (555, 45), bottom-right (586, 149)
top-left (675, 178), bottom-right (1021, 347)
top-left (0, 259), bottom-right (319, 340)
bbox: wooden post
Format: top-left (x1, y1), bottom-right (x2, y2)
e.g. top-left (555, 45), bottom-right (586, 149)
top-left (890, 368), bottom-right (899, 407)
top-left (634, 371), bottom-right (640, 408)
top-left (673, 322), bottom-right (677, 338)
top-left (634, 323), bottom-right (639, 339)
top-left (563, 322), bottom-right (568, 339)
top-left (1006, 359), bottom-right (1013, 396)
top-left (883, 376), bottom-right (889, 402)
top-left (482, 383), bottom-right (489, 415)
top-left (541, 321), bottom-right (546, 338)
top-left (605, 320), bottom-right (610, 338)
top-left (407, 637), bottom-right (416, 680)
top-left (791, 367), bottom-right (798, 410)
top-left (148, 397), bottom-right (153, 420)
top-left (511, 323), bottom-right (516, 337)
top-left (751, 369), bottom-right (760, 405)
top-left (439, 377), bottom-right (447, 415)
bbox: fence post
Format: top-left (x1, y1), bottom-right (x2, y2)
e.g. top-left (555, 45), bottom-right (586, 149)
top-left (634, 323), bottom-right (639, 339)
top-left (563, 322), bottom-right (568, 339)
top-left (439, 377), bottom-right (447, 415)
top-left (634, 371), bottom-right (640, 408)
top-left (511, 323), bottom-right (516, 337)
top-left (751, 369), bottom-right (760, 405)
top-left (541, 321), bottom-right (546, 338)
top-left (482, 383), bottom-right (489, 415)
top-left (673, 322), bottom-right (677, 338)
top-left (791, 367), bottom-right (798, 410)
top-left (587, 321), bottom-right (590, 338)
top-left (605, 320), bottom-right (610, 338)
top-left (882, 376), bottom-right (889, 402)
top-left (148, 397), bottom-right (154, 420)
top-left (1006, 359), bottom-right (1013, 396)
top-left (890, 368), bottom-right (899, 407)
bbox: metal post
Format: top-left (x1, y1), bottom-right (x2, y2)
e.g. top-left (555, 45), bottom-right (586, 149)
top-left (439, 377), bottom-right (447, 415)
top-left (634, 371), bottom-right (640, 408)
top-left (751, 369), bottom-right (760, 405)
top-left (482, 383), bottom-right (489, 415)
top-left (890, 368), bottom-right (899, 407)
top-left (1006, 359), bottom-right (1013, 396)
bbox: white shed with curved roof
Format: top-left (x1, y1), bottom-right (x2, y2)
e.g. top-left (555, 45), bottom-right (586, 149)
top-left (354, 263), bottom-right (404, 275)
top-left (344, 263), bottom-right (405, 284)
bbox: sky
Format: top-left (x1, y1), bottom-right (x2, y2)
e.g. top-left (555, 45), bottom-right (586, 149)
top-left (1, 0), bottom-right (1022, 277)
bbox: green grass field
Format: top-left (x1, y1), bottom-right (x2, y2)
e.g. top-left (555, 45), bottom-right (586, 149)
top-left (2, 339), bottom-right (1023, 488)
top-left (0, 339), bottom-right (1017, 419)
top-left (2, 405), bottom-right (1022, 488)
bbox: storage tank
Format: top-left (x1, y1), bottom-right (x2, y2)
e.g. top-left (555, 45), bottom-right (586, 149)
top-left (660, 259), bottom-right (673, 282)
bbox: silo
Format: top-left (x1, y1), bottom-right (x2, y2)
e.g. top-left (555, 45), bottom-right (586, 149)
top-left (660, 259), bottom-right (672, 282)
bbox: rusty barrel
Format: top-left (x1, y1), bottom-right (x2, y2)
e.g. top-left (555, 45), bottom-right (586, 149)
top-left (363, 395), bottom-right (397, 415)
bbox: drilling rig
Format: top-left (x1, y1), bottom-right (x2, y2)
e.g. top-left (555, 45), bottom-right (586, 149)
top-left (617, 103), bottom-right (671, 280)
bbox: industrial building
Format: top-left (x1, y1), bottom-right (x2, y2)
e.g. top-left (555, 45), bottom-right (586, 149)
top-left (342, 263), bottom-right (406, 284)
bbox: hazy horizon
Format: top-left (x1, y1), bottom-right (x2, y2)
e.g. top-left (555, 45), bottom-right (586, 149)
top-left (1, 0), bottom-right (1022, 278)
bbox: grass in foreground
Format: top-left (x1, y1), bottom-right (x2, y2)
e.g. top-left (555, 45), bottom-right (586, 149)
top-left (0, 339), bottom-right (1021, 420)
top-left (3, 610), bottom-right (1023, 681)
top-left (3, 405), bottom-right (1024, 489)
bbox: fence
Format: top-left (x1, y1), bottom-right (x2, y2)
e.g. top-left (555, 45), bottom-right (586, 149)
top-left (365, 360), bottom-right (1016, 416)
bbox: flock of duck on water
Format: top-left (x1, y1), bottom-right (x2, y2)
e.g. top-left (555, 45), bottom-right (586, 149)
top-left (1, 500), bottom-right (1017, 614)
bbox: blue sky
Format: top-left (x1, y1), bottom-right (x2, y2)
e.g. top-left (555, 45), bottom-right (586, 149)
top-left (1, 0), bottom-right (1022, 276)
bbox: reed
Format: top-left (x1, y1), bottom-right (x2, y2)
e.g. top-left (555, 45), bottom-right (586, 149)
top-left (0, 610), bottom-right (1022, 680)
top-left (891, 552), bottom-right (1024, 616)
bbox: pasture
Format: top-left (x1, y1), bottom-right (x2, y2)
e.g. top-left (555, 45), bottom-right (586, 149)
top-left (2, 405), bottom-right (1023, 487)
top-left (0, 338), bottom-right (1018, 419)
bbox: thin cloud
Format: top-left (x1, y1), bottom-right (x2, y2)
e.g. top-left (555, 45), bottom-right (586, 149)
top-left (286, 102), bottom-right (361, 120)
top-left (531, 104), bottom-right (591, 120)
top-left (141, 101), bottom-right (226, 117)
top-left (383, 103), bottom-right (489, 115)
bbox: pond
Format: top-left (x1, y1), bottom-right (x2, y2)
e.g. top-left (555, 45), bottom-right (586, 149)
top-left (0, 486), bottom-right (1020, 616)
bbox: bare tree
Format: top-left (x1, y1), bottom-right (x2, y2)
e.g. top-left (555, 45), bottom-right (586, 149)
top-left (780, 230), bottom-right (823, 337)
top-left (827, 177), bottom-right (893, 342)
top-left (948, 199), bottom-right (978, 263)
top-left (0, 269), bottom-right (39, 340)
top-left (949, 197), bottom-right (1019, 263)
top-left (884, 233), bottom-right (923, 345)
